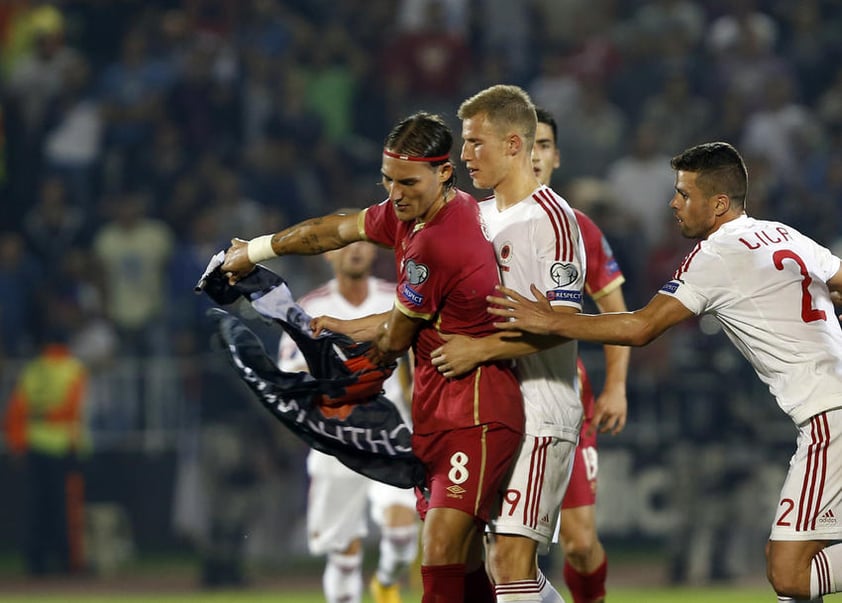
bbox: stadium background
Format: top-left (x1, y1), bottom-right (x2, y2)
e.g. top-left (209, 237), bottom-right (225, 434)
top-left (1, 0), bottom-right (841, 595)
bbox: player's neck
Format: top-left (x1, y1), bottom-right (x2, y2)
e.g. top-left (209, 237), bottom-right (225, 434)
top-left (417, 187), bottom-right (455, 225)
top-left (494, 164), bottom-right (542, 210)
top-left (337, 274), bottom-right (369, 306)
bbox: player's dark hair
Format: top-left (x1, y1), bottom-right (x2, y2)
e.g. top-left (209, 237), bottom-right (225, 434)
top-left (670, 142), bottom-right (748, 209)
top-left (535, 107), bottom-right (558, 145)
top-left (384, 112), bottom-right (455, 190)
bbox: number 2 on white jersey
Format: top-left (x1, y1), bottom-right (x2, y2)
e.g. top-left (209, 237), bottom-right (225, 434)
top-left (773, 249), bottom-right (827, 323)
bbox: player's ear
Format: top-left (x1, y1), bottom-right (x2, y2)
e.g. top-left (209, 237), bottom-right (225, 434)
top-left (714, 194), bottom-right (731, 216)
top-left (507, 134), bottom-right (522, 156)
top-left (438, 161), bottom-right (453, 183)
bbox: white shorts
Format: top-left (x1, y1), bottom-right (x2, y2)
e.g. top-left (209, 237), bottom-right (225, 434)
top-left (306, 450), bottom-right (417, 555)
top-left (770, 408), bottom-right (842, 541)
top-left (487, 434), bottom-right (576, 553)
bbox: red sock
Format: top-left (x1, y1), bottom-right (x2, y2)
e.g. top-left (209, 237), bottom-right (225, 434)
top-left (563, 558), bottom-right (607, 603)
top-left (421, 563), bottom-right (465, 603)
top-left (464, 565), bottom-right (494, 603)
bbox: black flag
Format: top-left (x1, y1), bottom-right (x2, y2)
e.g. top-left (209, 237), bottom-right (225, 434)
top-left (196, 253), bottom-right (425, 489)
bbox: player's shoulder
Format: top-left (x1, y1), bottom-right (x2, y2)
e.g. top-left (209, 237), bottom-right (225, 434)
top-left (297, 281), bottom-right (338, 308)
top-left (528, 186), bottom-right (575, 217)
top-left (370, 277), bottom-right (397, 293)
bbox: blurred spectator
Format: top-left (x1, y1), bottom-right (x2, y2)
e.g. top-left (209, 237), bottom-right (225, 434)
top-left (239, 135), bottom-right (323, 225)
top-left (3, 317), bottom-right (90, 576)
top-left (555, 74), bottom-right (627, 183)
top-left (473, 0), bottom-right (533, 81)
top-left (816, 65), bottom-right (842, 129)
top-left (381, 0), bottom-right (472, 115)
top-left (606, 121), bottom-right (676, 248)
top-left (528, 51), bottom-right (582, 127)
top-left (96, 27), bottom-right (176, 192)
top-left (41, 56), bottom-right (102, 211)
top-left (207, 164), bottom-right (278, 242)
top-left (22, 176), bottom-right (89, 278)
top-left (630, 0), bottom-right (706, 46)
top-left (776, 0), bottom-right (842, 104)
top-left (136, 120), bottom-right (192, 219)
top-left (165, 38), bottom-right (241, 156)
top-left (0, 232), bottom-right (41, 358)
top-left (295, 23), bottom-right (363, 145)
top-left (395, 0), bottom-right (469, 35)
top-left (4, 4), bottom-right (84, 219)
top-left (640, 70), bottom-right (712, 155)
top-left (91, 192), bottom-right (174, 357)
top-left (740, 72), bottom-right (823, 187)
top-left (707, 0), bottom-right (789, 112)
top-left (707, 0), bottom-right (778, 56)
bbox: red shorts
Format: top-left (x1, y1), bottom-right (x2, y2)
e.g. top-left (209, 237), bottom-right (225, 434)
top-left (561, 417), bottom-right (598, 509)
top-left (413, 423), bottom-right (521, 523)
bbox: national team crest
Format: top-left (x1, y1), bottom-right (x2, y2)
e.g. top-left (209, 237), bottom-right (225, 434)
top-left (498, 242), bottom-right (513, 265)
top-left (550, 262), bottom-right (578, 287)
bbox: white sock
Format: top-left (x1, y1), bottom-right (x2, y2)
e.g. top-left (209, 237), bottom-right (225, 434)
top-left (496, 571), bottom-right (565, 603)
top-left (537, 570), bottom-right (566, 603)
top-left (811, 542), bottom-right (842, 599)
top-left (324, 550), bottom-right (363, 603)
top-left (376, 523), bottom-right (418, 586)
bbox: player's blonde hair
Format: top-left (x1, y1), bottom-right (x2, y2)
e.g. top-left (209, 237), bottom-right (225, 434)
top-left (458, 84), bottom-right (537, 150)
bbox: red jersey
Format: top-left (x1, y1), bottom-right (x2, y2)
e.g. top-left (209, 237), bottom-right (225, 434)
top-left (575, 209), bottom-right (625, 423)
top-left (575, 209), bottom-right (625, 301)
top-left (361, 190), bottom-right (524, 436)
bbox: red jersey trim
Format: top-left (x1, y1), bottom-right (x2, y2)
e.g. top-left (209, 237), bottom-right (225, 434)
top-left (797, 413), bottom-right (830, 531)
top-left (394, 296), bottom-right (433, 321)
top-left (674, 242), bottom-right (703, 280)
top-left (533, 189), bottom-right (574, 261)
top-left (475, 423), bottom-right (489, 516)
top-left (586, 275), bottom-right (626, 301)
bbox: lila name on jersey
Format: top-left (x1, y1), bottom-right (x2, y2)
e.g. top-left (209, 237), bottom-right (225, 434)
top-left (401, 283), bottom-right (424, 306)
top-left (739, 226), bottom-right (792, 249)
top-left (547, 289), bottom-right (582, 303)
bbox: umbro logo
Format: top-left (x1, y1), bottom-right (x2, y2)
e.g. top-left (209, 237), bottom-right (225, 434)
top-left (446, 485), bottom-right (466, 499)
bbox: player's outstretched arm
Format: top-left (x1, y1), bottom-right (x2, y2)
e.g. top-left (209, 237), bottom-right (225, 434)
top-left (370, 306), bottom-right (425, 366)
top-left (222, 212), bottom-right (363, 283)
top-left (430, 310), bottom-right (574, 379)
top-left (311, 311), bottom-right (391, 341)
top-left (488, 284), bottom-right (694, 346)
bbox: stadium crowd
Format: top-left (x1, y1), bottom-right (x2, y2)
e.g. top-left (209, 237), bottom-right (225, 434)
top-left (2, 0), bottom-right (842, 586)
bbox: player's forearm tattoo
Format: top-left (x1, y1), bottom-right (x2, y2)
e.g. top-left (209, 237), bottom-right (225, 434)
top-left (273, 217), bottom-right (338, 255)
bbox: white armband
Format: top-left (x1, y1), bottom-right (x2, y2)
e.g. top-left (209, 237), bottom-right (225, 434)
top-left (246, 234), bottom-right (277, 264)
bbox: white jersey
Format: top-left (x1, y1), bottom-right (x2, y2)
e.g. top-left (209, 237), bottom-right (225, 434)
top-left (480, 185), bottom-right (586, 441)
top-left (659, 214), bottom-right (842, 425)
top-left (279, 277), bottom-right (411, 475)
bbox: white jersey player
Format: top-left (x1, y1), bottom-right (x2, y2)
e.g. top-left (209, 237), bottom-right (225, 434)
top-left (478, 186), bottom-right (585, 543)
top-left (431, 85), bottom-right (584, 602)
top-left (488, 141), bottom-right (842, 602)
top-left (278, 241), bottom-right (418, 603)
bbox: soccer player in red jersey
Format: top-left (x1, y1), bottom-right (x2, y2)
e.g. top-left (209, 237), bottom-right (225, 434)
top-left (222, 112), bottom-right (524, 603)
